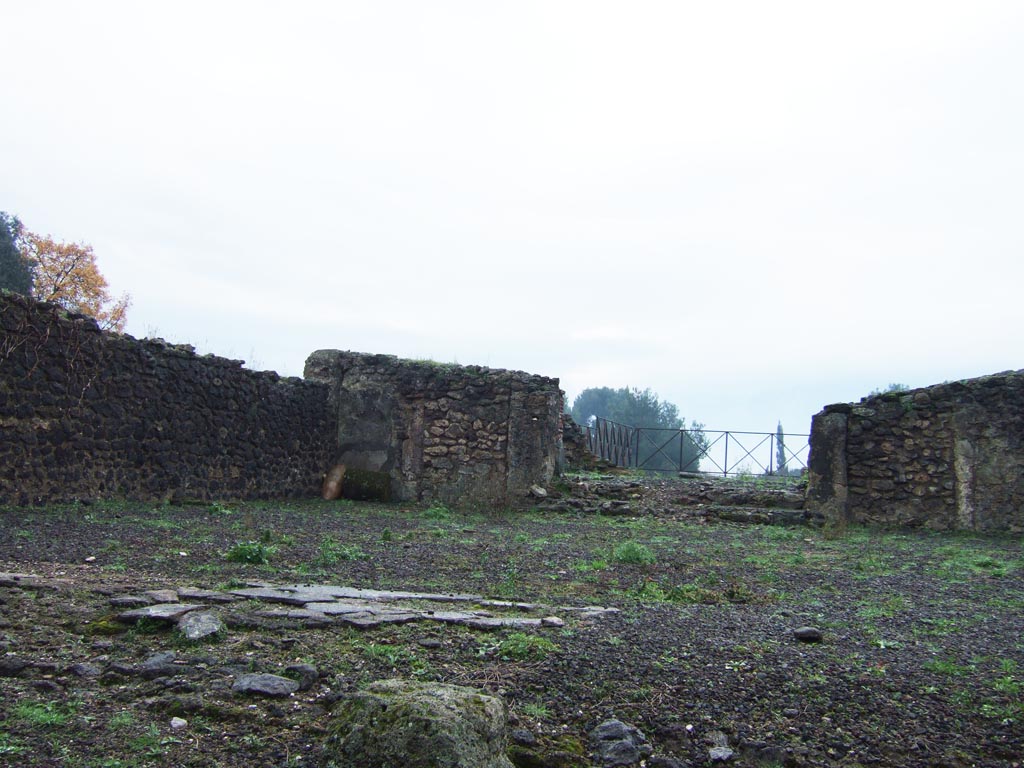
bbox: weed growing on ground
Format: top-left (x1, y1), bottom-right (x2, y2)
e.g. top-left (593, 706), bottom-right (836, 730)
top-left (224, 540), bottom-right (275, 564)
top-left (11, 700), bottom-right (78, 727)
top-left (612, 540), bottom-right (656, 565)
top-left (521, 701), bottom-right (550, 719)
top-left (422, 503), bottom-right (452, 521)
top-left (488, 632), bottom-right (559, 661)
top-left (315, 536), bottom-right (367, 565)
top-left (0, 736), bottom-right (27, 757)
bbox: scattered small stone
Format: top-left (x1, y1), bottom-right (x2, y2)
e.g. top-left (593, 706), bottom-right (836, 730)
top-left (170, 717), bottom-right (188, 730)
top-left (0, 656), bottom-right (29, 677)
top-left (418, 638), bottom-right (443, 649)
top-left (529, 485), bottom-right (548, 499)
top-left (709, 746), bottom-right (734, 762)
top-left (69, 662), bottom-right (102, 678)
top-left (706, 731), bottom-right (729, 748)
top-left (232, 673), bottom-right (300, 697)
top-left (140, 652), bottom-right (181, 680)
top-left (511, 728), bottom-right (538, 747)
top-left (589, 719), bottom-right (653, 767)
top-left (648, 757), bottom-right (689, 768)
top-left (541, 616), bottom-right (564, 627)
top-left (285, 663), bottom-right (320, 691)
top-left (793, 627), bottom-right (823, 643)
top-left (84, 556), bottom-right (96, 563)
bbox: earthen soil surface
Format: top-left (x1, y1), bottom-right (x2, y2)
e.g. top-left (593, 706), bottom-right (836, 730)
top-left (1, 477), bottom-right (1022, 767)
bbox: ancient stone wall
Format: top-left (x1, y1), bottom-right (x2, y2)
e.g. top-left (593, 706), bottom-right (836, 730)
top-left (0, 293), bottom-right (335, 504)
top-left (806, 371), bottom-right (1024, 533)
top-left (304, 350), bottom-right (564, 506)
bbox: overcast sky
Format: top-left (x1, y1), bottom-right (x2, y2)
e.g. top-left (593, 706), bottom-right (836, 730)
top-left (3, 1), bottom-right (1023, 446)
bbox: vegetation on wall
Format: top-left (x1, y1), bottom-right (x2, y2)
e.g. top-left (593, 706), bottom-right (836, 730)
top-left (0, 211), bottom-right (130, 331)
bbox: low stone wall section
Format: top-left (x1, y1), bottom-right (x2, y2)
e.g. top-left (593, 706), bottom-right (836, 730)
top-left (806, 371), bottom-right (1024, 533)
top-left (0, 293), bottom-right (335, 504)
top-left (304, 350), bottom-right (563, 506)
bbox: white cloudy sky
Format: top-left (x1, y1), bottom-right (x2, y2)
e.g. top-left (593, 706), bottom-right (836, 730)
top-left (3, 1), bottom-right (1023, 440)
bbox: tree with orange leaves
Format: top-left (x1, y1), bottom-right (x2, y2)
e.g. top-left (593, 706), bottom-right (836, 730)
top-left (20, 232), bottom-right (131, 332)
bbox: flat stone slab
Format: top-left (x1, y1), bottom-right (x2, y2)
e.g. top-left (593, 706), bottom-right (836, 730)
top-left (101, 581), bottom-right (617, 636)
top-left (109, 595), bottom-right (154, 608)
top-left (178, 611), bottom-right (226, 640)
top-left (118, 603), bottom-right (204, 622)
top-left (232, 673), bottom-right (299, 697)
top-left (177, 587), bottom-right (239, 603)
top-left (237, 583), bottom-right (484, 604)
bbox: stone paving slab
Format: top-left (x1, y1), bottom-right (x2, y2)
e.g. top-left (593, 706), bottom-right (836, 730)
top-left (118, 603), bottom-right (205, 622)
top-left (84, 579), bottom-right (620, 633)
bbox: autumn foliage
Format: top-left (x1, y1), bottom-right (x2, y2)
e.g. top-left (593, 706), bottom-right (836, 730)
top-left (20, 233), bottom-right (131, 332)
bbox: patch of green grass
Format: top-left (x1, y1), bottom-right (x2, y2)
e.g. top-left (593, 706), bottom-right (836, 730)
top-left (857, 595), bottom-right (909, 619)
top-left (489, 632), bottom-right (559, 661)
top-left (315, 536), bottom-right (367, 565)
top-left (571, 557), bottom-right (608, 572)
top-left (224, 540), bottom-right (275, 564)
top-left (913, 616), bottom-right (962, 637)
top-left (520, 701), bottom-right (550, 719)
top-left (422, 503), bottom-right (452, 521)
top-left (611, 540), bottom-right (656, 565)
top-left (11, 700), bottom-right (78, 727)
top-left (0, 733), bottom-right (28, 756)
top-left (108, 711), bottom-right (136, 730)
top-left (923, 657), bottom-right (973, 676)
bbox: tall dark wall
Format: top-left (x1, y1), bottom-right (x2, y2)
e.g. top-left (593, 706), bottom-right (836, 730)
top-left (304, 350), bottom-right (564, 506)
top-left (806, 371), bottom-right (1024, 533)
top-left (0, 293), bottom-right (335, 504)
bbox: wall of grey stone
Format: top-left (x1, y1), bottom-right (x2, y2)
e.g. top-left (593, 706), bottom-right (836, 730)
top-left (806, 371), bottom-right (1024, 533)
top-left (0, 293), bottom-right (335, 504)
top-left (304, 350), bottom-right (564, 506)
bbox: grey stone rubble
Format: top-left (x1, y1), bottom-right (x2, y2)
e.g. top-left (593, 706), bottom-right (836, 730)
top-left (106, 580), bottom-right (618, 632)
top-left (588, 719), bottom-right (654, 767)
top-left (232, 672), bottom-right (301, 698)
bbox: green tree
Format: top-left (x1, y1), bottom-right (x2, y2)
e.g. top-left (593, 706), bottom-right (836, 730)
top-left (0, 212), bottom-right (33, 295)
top-left (570, 386), bottom-right (706, 471)
top-left (775, 421), bottom-right (786, 476)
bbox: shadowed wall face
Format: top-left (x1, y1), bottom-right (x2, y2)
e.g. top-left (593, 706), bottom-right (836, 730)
top-left (806, 372), bottom-right (1024, 533)
top-left (0, 294), bottom-right (335, 504)
top-left (304, 350), bottom-right (563, 506)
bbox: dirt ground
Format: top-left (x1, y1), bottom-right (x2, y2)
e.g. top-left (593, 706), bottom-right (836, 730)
top-left (1, 476), bottom-right (1022, 767)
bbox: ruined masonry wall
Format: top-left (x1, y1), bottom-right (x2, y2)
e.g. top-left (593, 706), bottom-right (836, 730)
top-left (0, 293), bottom-right (335, 504)
top-left (303, 350), bottom-right (564, 506)
top-left (806, 371), bottom-right (1024, 533)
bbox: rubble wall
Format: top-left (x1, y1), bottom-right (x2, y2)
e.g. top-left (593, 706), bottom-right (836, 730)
top-left (304, 350), bottom-right (564, 506)
top-left (0, 293), bottom-right (335, 504)
top-left (806, 371), bottom-right (1024, 533)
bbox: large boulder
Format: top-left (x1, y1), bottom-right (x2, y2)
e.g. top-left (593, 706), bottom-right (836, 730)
top-left (325, 679), bottom-right (514, 768)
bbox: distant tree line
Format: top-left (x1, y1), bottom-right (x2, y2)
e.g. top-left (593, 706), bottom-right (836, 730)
top-left (569, 386), bottom-right (707, 472)
top-left (0, 211), bottom-right (130, 331)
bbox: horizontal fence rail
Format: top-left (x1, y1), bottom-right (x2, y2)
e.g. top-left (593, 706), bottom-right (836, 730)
top-left (584, 417), bottom-right (809, 477)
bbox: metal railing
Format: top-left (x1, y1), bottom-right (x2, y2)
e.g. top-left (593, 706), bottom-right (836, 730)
top-left (584, 417), bottom-right (809, 477)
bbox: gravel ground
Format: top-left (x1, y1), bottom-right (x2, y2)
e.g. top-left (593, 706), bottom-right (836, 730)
top-left (0, 477), bottom-right (1022, 767)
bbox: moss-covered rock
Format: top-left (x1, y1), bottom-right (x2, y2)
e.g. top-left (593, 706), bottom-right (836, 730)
top-left (325, 679), bottom-right (514, 768)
